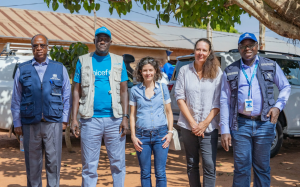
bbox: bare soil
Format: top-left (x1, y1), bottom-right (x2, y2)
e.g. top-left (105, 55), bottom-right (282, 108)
top-left (0, 131), bottom-right (299, 187)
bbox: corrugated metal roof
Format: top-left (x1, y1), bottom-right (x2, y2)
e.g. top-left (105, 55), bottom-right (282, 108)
top-left (138, 22), bottom-right (300, 55)
top-left (0, 7), bottom-right (166, 48)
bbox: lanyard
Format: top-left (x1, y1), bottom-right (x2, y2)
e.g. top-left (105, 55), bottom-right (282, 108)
top-left (240, 60), bottom-right (259, 99)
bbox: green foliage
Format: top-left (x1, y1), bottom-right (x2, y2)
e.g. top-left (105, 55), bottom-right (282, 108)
top-left (44, 0), bottom-right (246, 32)
top-left (185, 23), bottom-right (240, 33)
top-left (50, 42), bottom-right (89, 78)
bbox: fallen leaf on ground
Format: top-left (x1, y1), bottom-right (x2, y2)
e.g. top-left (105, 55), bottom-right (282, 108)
top-left (130, 152), bottom-right (136, 155)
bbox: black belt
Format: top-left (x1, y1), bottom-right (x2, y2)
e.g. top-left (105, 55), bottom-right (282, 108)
top-left (41, 118), bottom-right (47, 122)
top-left (238, 113), bottom-right (261, 121)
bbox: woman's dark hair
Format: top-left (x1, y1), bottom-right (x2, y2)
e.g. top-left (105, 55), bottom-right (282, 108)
top-left (134, 56), bottom-right (162, 82)
top-left (194, 38), bottom-right (220, 79)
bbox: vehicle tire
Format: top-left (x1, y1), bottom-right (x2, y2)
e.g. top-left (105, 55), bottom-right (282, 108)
top-left (270, 121), bottom-right (283, 158)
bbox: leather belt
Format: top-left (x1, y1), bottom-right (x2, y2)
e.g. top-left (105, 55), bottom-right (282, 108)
top-left (238, 113), bottom-right (261, 121)
top-left (41, 118), bottom-right (47, 122)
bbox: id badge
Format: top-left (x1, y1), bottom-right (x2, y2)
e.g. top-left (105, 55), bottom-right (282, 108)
top-left (245, 99), bottom-right (253, 111)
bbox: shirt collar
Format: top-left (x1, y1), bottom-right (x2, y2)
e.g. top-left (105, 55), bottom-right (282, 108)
top-left (189, 61), bottom-right (198, 74)
top-left (139, 82), bottom-right (160, 89)
top-left (240, 55), bottom-right (259, 67)
top-left (32, 57), bottom-right (49, 66)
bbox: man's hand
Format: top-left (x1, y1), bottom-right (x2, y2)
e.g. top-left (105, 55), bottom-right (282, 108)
top-left (14, 127), bottom-right (23, 136)
top-left (267, 107), bottom-right (280, 124)
top-left (192, 121), bottom-right (208, 137)
top-left (119, 117), bottom-right (129, 137)
top-left (221, 134), bottom-right (232, 151)
top-left (62, 122), bottom-right (68, 130)
top-left (71, 120), bottom-right (80, 138)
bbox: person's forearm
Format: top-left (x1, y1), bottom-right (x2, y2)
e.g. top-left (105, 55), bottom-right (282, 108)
top-left (72, 83), bottom-right (80, 121)
top-left (120, 82), bottom-right (129, 115)
top-left (203, 108), bottom-right (220, 126)
top-left (165, 104), bottom-right (173, 131)
top-left (177, 99), bottom-right (196, 127)
top-left (130, 106), bottom-right (136, 137)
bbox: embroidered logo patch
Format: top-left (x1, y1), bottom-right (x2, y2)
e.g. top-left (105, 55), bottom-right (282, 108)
top-left (261, 63), bottom-right (274, 66)
top-left (50, 74), bottom-right (60, 80)
top-left (227, 72), bottom-right (238, 76)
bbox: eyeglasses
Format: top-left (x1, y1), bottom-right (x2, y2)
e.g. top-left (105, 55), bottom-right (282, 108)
top-left (32, 44), bottom-right (48, 49)
top-left (239, 43), bottom-right (257, 51)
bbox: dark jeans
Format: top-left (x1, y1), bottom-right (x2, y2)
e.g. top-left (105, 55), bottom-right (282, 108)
top-left (181, 128), bottom-right (218, 187)
top-left (231, 117), bottom-right (276, 187)
top-left (136, 125), bottom-right (169, 187)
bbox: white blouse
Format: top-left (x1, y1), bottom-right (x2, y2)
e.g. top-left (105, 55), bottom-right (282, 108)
top-left (174, 63), bottom-right (222, 133)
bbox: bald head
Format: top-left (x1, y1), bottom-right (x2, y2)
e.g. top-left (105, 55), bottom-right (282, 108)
top-left (31, 34), bottom-right (48, 63)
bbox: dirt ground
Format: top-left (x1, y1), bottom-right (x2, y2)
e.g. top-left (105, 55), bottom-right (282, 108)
top-left (0, 130), bottom-right (299, 187)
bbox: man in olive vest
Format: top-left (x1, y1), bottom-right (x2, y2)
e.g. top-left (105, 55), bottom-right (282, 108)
top-left (220, 33), bottom-right (291, 186)
top-left (71, 27), bottom-right (129, 187)
top-left (11, 34), bottom-right (71, 187)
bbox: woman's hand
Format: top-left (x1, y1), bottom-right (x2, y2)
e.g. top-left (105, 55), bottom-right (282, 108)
top-left (131, 136), bottom-right (143, 152)
top-left (162, 132), bottom-right (173, 149)
top-left (192, 121), bottom-right (208, 137)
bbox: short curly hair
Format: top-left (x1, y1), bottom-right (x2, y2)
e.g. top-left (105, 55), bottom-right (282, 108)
top-left (134, 56), bottom-right (162, 82)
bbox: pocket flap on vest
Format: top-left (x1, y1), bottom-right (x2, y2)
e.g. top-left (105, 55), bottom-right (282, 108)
top-left (268, 99), bottom-right (275, 105)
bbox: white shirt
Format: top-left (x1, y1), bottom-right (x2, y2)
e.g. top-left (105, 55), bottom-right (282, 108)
top-left (174, 63), bottom-right (222, 133)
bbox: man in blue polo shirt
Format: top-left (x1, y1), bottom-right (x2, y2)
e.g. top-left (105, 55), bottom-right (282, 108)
top-left (71, 27), bottom-right (129, 187)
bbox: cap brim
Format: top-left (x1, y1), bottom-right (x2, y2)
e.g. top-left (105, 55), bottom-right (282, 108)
top-left (239, 37), bottom-right (257, 44)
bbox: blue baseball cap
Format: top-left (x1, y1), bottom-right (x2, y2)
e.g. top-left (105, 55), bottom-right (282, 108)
top-left (238, 32), bottom-right (257, 44)
top-left (95, 26), bottom-right (111, 39)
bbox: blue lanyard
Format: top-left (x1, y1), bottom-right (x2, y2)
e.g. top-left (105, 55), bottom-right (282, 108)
top-left (240, 60), bottom-right (259, 99)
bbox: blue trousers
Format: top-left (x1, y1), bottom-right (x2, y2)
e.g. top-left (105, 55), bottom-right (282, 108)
top-left (136, 125), bottom-right (169, 187)
top-left (231, 117), bottom-right (276, 187)
top-left (80, 117), bottom-right (126, 187)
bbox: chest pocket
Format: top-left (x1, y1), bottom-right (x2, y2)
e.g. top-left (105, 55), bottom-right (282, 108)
top-left (20, 71), bottom-right (31, 82)
top-left (114, 68), bottom-right (122, 82)
top-left (227, 74), bottom-right (238, 91)
top-left (51, 80), bottom-right (62, 97)
top-left (22, 81), bottom-right (32, 97)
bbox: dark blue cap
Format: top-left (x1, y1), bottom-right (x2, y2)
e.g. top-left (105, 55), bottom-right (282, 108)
top-left (238, 32), bottom-right (257, 44)
top-left (95, 26), bottom-right (111, 39)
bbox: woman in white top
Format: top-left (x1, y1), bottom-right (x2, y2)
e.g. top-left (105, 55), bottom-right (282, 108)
top-left (175, 38), bottom-right (222, 187)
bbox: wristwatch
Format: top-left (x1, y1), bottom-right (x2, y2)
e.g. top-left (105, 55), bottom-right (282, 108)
top-left (123, 114), bottom-right (129, 119)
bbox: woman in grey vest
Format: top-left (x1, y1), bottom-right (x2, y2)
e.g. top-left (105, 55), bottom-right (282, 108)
top-left (175, 38), bottom-right (222, 187)
top-left (129, 57), bottom-right (173, 187)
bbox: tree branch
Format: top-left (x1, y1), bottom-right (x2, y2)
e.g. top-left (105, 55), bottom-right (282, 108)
top-left (230, 0), bottom-right (300, 40)
top-left (263, 0), bottom-right (300, 28)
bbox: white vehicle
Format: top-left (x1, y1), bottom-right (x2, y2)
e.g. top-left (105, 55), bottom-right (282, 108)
top-left (0, 43), bottom-right (34, 136)
top-left (168, 50), bottom-right (300, 158)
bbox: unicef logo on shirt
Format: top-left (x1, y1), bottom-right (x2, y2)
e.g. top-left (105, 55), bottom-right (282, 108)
top-left (93, 69), bottom-right (111, 76)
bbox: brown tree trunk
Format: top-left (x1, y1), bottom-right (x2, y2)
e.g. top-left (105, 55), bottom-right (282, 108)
top-left (259, 22), bottom-right (266, 50)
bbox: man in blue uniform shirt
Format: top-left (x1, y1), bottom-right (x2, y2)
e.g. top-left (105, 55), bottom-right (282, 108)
top-left (220, 33), bottom-right (291, 187)
top-left (11, 34), bottom-right (71, 187)
top-left (71, 27), bottom-right (129, 187)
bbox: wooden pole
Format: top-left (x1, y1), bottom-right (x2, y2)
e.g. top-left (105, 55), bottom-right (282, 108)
top-left (207, 0), bottom-right (212, 43)
top-left (94, 8), bottom-right (97, 32)
top-left (259, 22), bottom-right (266, 50)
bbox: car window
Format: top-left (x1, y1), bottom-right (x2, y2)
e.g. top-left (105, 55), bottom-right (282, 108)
top-left (275, 59), bottom-right (300, 86)
top-left (174, 60), bottom-right (194, 79)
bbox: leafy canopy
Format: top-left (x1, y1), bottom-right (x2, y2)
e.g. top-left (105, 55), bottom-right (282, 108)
top-left (50, 42), bottom-right (89, 78)
top-left (44, 0), bottom-right (246, 31)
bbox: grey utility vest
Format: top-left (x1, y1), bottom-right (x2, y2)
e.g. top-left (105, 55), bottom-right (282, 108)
top-left (78, 52), bottom-right (124, 119)
top-left (224, 56), bottom-right (276, 130)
